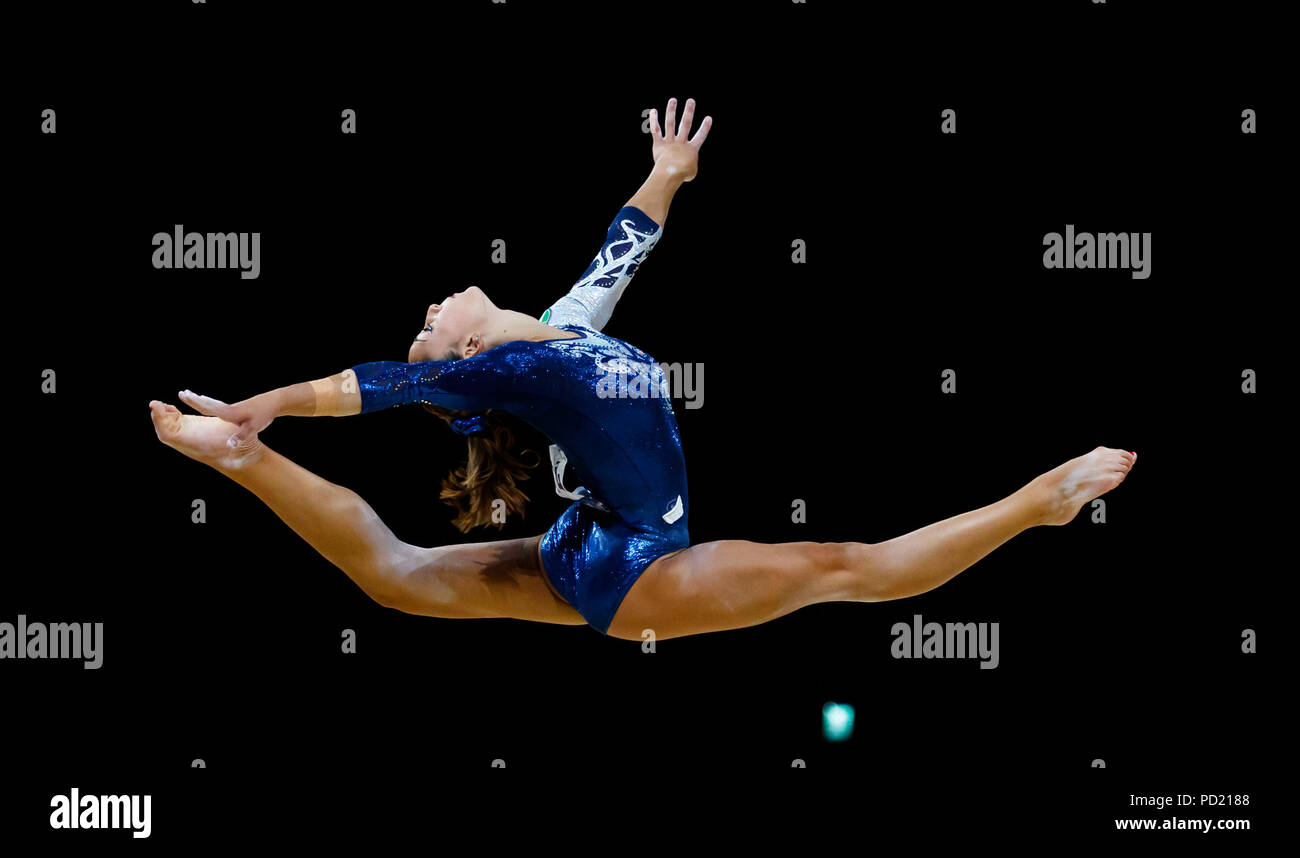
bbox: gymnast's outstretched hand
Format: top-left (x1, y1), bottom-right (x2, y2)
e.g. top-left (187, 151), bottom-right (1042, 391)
top-left (648, 96), bottom-right (712, 182)
top-left (177, 388), bottom-right (279, 445)
top-left (150, 400), bottom-right (264, 470)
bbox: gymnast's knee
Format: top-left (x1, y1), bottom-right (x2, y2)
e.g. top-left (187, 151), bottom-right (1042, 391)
top-left (359, 567), bottom-right (461, 617)
top-left (821, 541), bottom-right (878, 601)
top-left (365, 580), bottom-right (413, 612)
top-left (367, 585), bottom-right (474, 618)
top-left (818, 541), bottom-right (873, 570)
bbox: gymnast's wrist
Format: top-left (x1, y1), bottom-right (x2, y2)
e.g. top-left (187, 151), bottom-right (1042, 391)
top-left (269, 383), bottom-right (313, 418)
top-left (651, 157), bottom-right (692, 189)
top-left (305, 370), bottom-right (361, 417)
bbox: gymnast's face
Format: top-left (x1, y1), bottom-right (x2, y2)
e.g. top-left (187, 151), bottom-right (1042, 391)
top-left (409, 286), bottom-right (492, 363)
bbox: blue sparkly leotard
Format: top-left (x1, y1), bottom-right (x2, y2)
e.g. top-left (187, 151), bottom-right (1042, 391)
top-left (351, 206), bottom-right (688, 635)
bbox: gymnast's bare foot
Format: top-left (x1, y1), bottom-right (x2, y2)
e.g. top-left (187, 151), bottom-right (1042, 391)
top-left (149, 400), bottom-right (264, 470)
top-left (1029, 446), bottom-right (1137, 526)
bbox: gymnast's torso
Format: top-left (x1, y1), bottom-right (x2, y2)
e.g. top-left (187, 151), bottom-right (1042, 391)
top-left (350, 323), bottom-right (690, 534)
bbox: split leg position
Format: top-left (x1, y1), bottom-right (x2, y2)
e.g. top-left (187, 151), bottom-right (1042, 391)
top-left (149, 402), bottom-right (1134, 639)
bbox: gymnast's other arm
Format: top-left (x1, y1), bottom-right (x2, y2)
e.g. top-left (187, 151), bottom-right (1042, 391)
top-left (177, 370), bottom-right (361, 442)
top-left (176, 359), bottom-right (463, 443)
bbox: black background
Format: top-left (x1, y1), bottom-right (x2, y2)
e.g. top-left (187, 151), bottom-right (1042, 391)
top-left (5, 0), bottom-right (1283, 845)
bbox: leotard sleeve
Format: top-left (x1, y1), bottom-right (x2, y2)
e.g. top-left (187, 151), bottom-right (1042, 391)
top-left (540, 205), bottom-right (662, 332)
top-left (350, 358), bottom-right (515, 414)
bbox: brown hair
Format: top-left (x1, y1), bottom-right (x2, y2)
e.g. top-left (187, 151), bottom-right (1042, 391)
top-left (421, 404), bottom-right (543, 533)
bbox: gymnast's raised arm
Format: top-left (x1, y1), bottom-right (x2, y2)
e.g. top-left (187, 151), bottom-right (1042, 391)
top-left (631, 96), bottom-right (711, 220)
top-left (540, 97), bottom-right (712, 332)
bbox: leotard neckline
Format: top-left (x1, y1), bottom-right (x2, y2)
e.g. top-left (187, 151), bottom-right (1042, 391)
top-left (545, 324), bottom-right (589, 342)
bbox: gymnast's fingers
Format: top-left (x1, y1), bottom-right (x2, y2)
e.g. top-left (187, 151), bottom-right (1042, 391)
top-left (649, 107), bottom-right (663, 139)
top-left (178, 389), bottom-right (230, 418)
top-left (663, 97), bottom-right (678, 138)
top-left (676, 98), bottom-right (695, 141)
top-left (690, 114), bottom-right (712, 147)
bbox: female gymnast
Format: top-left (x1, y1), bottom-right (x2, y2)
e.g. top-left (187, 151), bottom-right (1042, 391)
top-left (149, 97), bottom-right (1137, 641)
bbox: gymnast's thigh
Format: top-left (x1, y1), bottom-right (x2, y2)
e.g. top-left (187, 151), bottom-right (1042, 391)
top-left (606, 539), bottom-right (856, 641)
top-left (388, 533), bottom-right (587, 625)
